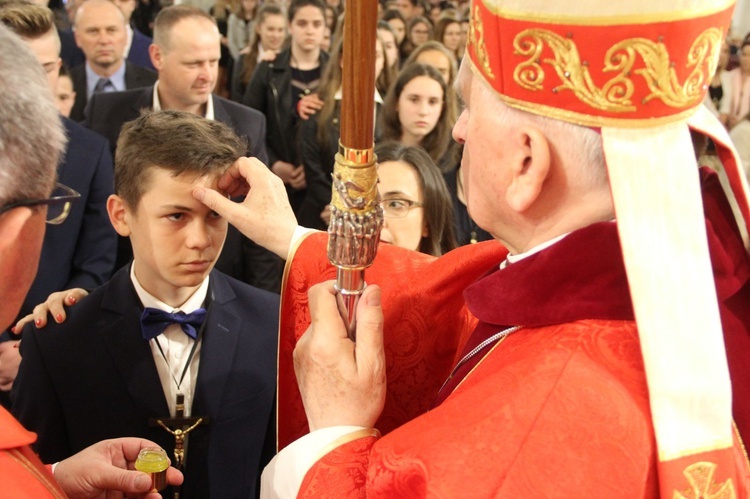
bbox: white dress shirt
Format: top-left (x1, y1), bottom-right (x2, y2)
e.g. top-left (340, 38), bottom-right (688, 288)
top-left (130, 263), bottom-right (210, 417)
top-left (152, 80), bottom-right (215, 120)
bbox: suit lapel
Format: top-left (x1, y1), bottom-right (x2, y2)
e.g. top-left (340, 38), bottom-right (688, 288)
top-left (211, 96), bottom-right (232, 127)
top-left (70, 67), bottom-right (88, 121)
top-left (130, 86), bottom-right (154, 118)
top-left (193, 273), bottom-right (241, 418)
top-left (100, 268), bottom-right (170, 417)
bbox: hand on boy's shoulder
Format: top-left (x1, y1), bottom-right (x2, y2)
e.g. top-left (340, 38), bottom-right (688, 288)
top-left (12, 288), bottom-right (89, 334)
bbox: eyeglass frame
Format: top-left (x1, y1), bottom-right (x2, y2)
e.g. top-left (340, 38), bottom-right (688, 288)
top-left (0, 183), bottom-right (81, 225)
top-left (379, 197), bottom-right (424, 218)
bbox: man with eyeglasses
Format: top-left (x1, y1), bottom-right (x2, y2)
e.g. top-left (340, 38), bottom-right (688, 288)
top-left (0, 22), bottom-right (182, 498)
top-left (0, 0), bottom-right (117, 407)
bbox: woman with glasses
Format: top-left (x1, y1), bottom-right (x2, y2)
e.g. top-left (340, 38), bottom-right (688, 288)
top-left (375, 141), bottom-right (456, 256)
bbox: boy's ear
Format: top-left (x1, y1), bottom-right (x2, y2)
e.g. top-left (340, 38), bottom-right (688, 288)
top-left (107, 194), bottom-right (131, 237)
top-left (505, 126), bottom-right (551, 213)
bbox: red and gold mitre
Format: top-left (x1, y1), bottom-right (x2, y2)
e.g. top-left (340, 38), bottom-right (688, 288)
top-left (467, 1), bottom-right (734, 126)
top-left (466, 1), bottom-right (750, 497)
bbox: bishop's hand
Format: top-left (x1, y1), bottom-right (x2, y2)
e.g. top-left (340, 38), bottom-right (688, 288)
top-left (193, 157), bottom-right (298, 261)
top-left (294, 282), bottom-right (386, 432)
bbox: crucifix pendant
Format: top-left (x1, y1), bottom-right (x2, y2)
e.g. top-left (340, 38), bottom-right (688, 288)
top-left (149, 393), bottom-right (208, 470)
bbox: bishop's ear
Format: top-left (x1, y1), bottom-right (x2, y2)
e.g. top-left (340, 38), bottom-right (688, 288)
top-left (505, 126), bottom-right (551, 213)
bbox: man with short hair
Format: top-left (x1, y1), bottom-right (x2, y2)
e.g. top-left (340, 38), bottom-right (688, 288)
top-left (0, 22), bottom-right (181, 498)
top-left (69, 0), bottom-right (156, 121)
top-left (59, 0), bottom-right (156, 71)
top-left (85, 5), bottom-right (278, 292)
top-left (86, 5), bottom-right (266, 159)
top-left (198, 0), bottom-right (750, 496)
top-left (0, 0), bottom-right (117, 405)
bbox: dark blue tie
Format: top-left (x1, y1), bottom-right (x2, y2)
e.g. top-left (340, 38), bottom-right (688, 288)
top-left (94, 78), bottom-right (112, 93)
top-left (140, 308), bottom-right (206, 341)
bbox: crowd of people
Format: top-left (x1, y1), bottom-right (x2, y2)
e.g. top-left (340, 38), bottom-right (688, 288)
top-left (1, 0), bottom-right (750, 497)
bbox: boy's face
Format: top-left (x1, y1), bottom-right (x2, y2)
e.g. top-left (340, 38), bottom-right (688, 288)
top-left (108, 168), bottom-right (228, 305)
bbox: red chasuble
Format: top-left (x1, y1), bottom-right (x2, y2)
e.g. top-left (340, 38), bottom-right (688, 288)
top-left (278, 168), bottom-right (750, 497)
top-left (0, 406), bottom-right (66, 498)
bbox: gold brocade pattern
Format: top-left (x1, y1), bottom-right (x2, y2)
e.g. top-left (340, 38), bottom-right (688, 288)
top-left (512, 28), bottom-right (722, 113)
top-left (470, 5), bottom-right (495, 80)
top-left (673, 462), bottom-right (736, 499)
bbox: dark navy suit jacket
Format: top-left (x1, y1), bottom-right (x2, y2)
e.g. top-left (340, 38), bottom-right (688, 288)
top-left (20, 117), bottom-right (116, 318)
top-left (85, 85), bottom-right (269, 165)
top-left (69, 61), bottom-right (157, 122)
top-left (13, 268), bottom-right (278, 498)
top-left (128, 28), bottom-right (155, 71)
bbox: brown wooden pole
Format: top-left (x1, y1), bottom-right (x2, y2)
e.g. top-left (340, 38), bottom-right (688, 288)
top-left (327, 0), bottom-right (382, 340)
top-left (340, 0), bottom-right (378, 149)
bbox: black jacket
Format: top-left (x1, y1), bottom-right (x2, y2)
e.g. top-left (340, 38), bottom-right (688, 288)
top-left (241, 48), bottom-right (330, 167)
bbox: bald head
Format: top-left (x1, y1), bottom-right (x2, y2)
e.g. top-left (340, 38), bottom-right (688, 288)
top-left (153, 5), bottom-right (218, 53)
top-left (74, 0), bottom-right (127, 74)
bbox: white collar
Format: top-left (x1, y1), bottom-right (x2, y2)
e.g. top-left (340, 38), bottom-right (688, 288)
top-left (500, 232), bottom-right (571, 269)
top-left (152, 80), bottom-right (215, 120)
top-left (130, 262), bottom-right (210, 313)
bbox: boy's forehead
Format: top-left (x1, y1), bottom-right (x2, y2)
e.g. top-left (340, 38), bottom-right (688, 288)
top-left (142, 166), bottom-right (223, 193)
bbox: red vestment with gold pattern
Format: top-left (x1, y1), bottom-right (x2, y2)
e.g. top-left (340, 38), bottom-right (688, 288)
top-left (278, 168), bottom-right (750, 497)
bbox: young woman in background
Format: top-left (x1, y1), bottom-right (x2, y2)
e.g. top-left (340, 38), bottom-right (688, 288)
top-left (231, 3), bottom-right (287, 102)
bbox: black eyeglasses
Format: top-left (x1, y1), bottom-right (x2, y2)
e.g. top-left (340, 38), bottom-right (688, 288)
top-left (379, 198), bottom-right (424, 218)
top-left (0, 183), bottom-right (81, 225)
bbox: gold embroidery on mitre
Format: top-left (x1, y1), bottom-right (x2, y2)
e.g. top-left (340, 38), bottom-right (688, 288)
top-left (470, 5), bottom-right (495, 80)
top-left (673, 462), bottom-right (736, 499)
top-left (512, 28), bottom-right (722, 113)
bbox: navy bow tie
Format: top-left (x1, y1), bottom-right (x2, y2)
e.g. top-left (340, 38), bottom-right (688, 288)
top-left (140, 307), bottom-right (206, 341)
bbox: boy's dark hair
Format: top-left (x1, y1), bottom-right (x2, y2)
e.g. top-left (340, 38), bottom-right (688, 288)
top-left (288, 0), bottom-right (326, 23)
top-left (115, 110), bottom-right (246, 208)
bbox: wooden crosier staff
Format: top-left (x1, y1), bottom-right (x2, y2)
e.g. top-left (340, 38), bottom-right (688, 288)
top-left (327, 0), bottom-right (382, 339)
